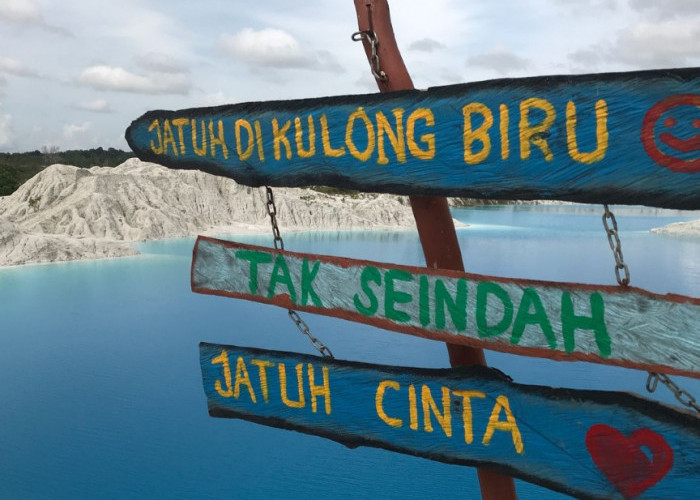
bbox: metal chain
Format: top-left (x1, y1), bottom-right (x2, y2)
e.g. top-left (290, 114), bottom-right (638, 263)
top-left (264, 186), bottom-right (334, 359)
top-left (601, 204), bottom-right (698, 414)
top-left (265, 187), bottom-right (284, 251)
top-left (351, 30), bottom-right (387, 81)
top-left (646, 372), bottom-right (700, 413)
top-left (602, 204), bottom-right (630, 286)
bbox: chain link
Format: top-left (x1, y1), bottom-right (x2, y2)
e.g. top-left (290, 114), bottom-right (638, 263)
top-left (601, 204), bottom-right (698, 414)
top-left (288, 310), bottom-right (334, 358)
top-left (646, 372), bottom-right (700, 413)
top-left (265, 187), bottom-right (284, 251)
top-left (264, 186), bottom-right (333, 359)
top-left (351, 30), bottom-right (387, 81)
top-left (602, 204), bottom-right (630, 286)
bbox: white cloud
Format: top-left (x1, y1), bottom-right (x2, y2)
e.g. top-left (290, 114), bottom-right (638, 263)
top-left (408, 38), bottom-right (446, 53)
top-left (0, 57), bottom-right (39, 77)
top-left (610, 20), bottom-right (700, 67)
top-left (0, 0), bottom-right (71, 36)
top-left (197, 91), bottom-right (234, 107)
top-left (219, 28), bottom-right (341, 71)
top-left (466, 49), bottom-right (531, 75)
top-left (77, 65), bottom-right (191, 95)
top-left (136, 52), bottom-right (189, 74)
top-left (62, 121), bottom-right (92, 145)
top-left (73, 99), bottom-right (112, 113)
top-left (0, 113), bottom-right (14, 147)
top-left (0, 0), bottom-right (41, 24)
top-left (630, 0), bottom-right (700, 20)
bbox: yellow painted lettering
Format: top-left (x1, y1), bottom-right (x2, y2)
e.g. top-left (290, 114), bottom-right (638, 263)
top-left (208, 119), bottom-right (229, 159)
top-left (148, 119), bottom-right (163, 154)
top-left (519, 98), bottom-right (555, 161)
top-left (233, 356), bottom-right (256, 403)
top-left (499, 104), bottom-right (510, 160)
top-left (279, 362), bottom-right (305, 408)
top-left (376, 380), bottom-right (403, 428)
top-left (408, 384), bottom-right (418, 430)
top-left (406, 108), bottom-right (435, 160)
top-left (235, 119), bottom-right (255, 161)
top-left (272, 119), bottom-right (292, 160)
top-left (421, 385), bottom-right (452, 437)
top-left (345, 107), bottom-right (375, 162)
top-left (307, 363), bottom-right (331, 414)
top-left (566, 99), bottom-right (609, 164)
top-left (254, 120), bottom-right (265, 161)
top-left (211, 349), bottom-right (233, 397)
top-left (482, 394), bottom-right (524, 454)
top-left (320, 114), bottom-right (345, 157)
top-left (162, 119), bottom-right (178, 156)
top-left (191, 119), bottom-right (207, 157)
top-left (171, 118), bottom-right (188, 155)
top-left (294, 116), bottom-right (316, 158)
top-left (376, 109), bottom-right (406, 164)
top-left (462, 102), bottom-right (493, 165)
top-left (452, 390), bottom-right (486, 444)
top-left (250, 359), bottom-right (274, 403)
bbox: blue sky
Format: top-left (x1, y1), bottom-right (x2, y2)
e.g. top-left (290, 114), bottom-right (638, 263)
top-left (0, 0), bottom-right (698, 152)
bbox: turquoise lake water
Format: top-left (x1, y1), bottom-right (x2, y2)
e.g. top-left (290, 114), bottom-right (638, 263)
top-left (0, 204), bottom-right (697, 499)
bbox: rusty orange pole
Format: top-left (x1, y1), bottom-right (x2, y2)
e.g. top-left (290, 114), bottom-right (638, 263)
top-left (353, 1), bottom-right (518, 498)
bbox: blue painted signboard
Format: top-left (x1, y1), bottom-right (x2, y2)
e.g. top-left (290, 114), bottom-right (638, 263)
top-left (200, 343), bottom-right (700, 500)
top-left (127, 68), bottom-right (700, 209)
top-left (191, 237), bottom-right (700, 378)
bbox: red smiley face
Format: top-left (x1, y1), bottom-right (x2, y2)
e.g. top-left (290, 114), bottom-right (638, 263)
top-left (641, 94), bottom-right (700, 173)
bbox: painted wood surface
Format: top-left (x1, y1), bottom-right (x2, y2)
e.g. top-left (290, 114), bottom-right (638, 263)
top-left (200, 343), bottom-right (700, 500)
top-left (126, 68), bottom-right (700, 209)
top-left (191, 236), bottom-right (700, 378)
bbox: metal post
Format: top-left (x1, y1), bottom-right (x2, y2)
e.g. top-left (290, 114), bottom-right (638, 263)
top-left (353, 1), bottom-right (518, 498)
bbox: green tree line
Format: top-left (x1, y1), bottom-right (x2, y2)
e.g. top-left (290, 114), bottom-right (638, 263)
top-left (0, 147), bottom-right (134, 196)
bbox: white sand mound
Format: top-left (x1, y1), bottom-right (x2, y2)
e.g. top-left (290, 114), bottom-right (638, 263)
top-left (651, 219), bottom-right (700, 236)
top-left (0, 159), bottom-right (414, 266)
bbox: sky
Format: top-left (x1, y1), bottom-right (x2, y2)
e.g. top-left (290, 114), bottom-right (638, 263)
top-left (0, 0), bottom-right (698, 153)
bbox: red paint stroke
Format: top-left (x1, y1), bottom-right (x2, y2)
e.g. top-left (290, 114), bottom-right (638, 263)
top-left (641, 94), bottom-right (700, 173)
top-left (586, 424), bottom-right (674, 498)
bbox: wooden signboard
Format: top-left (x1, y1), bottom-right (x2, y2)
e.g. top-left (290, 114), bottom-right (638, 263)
top-left (200, 343), bottom-right (700, 500)
top-left (126, 68), bottom-right (700, 209)
top-left (191, 236), bottom-right (700, 378)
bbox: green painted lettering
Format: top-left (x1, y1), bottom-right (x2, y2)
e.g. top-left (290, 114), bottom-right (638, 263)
top-left (235, 250), bottom-right (273, 295)
top-left (268, 254), bottom-right (297, 304)
top-left (301, 259), bottom-right (322, 307)
top-left (354, 266), bottom-right (381, 316)
top-left (419, 275), bottom-right (430, 327)
top-left (511, 288), bottom-right (556, 349)
top-left (561, 292), bottom-right (610, 357)
top-left (435, 278), bottom-right (467, 331)
top-left (476, 282), bottom-right (513, 338)
top-left (385, 269), bottom-right (413, 323)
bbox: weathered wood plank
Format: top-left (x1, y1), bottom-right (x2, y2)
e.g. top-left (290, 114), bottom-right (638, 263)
top-left (191, 236), bottom-right (700, 378)
top-left (126, 68), bottom-right (700, 209)
top-left (199, 343), bottom-right (700, 500)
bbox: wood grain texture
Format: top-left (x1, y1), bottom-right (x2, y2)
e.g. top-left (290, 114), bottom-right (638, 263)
top-left (199, 343), bottom-right (700, 500)
top-left (191, 237), bottom-right (700, 378)
top-left (126, 68), bottom-right (700, 209)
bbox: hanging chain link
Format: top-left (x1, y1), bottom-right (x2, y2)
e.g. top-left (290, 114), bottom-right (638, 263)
top-left (646, 372), bottom-right (700, 413)
top-left (601, 204), bottom-right (698, 414)
top-left (602, 204), bottom-right (630, 286)
top-left (351, 30), bottom-right (387, 81)
top-left (265, 187), bottom-right (334, 359)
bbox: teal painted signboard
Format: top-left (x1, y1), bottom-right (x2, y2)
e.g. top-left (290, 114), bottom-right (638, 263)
top-left (126, 68), bottom-right (700, 209)
top-left (192, 236), bottom-right (700, 378)
top-left (200, 343), bottom-right (700, 500)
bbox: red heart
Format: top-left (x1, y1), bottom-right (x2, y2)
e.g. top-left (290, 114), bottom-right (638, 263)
top-left (585, 424), bottom-right (674, 498)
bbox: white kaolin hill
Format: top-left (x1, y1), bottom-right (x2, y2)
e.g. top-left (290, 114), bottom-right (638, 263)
top-left (0, 159), bottom-right (415, 266)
